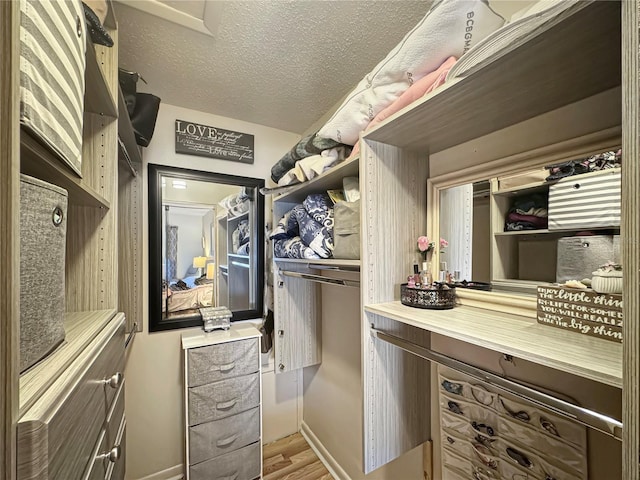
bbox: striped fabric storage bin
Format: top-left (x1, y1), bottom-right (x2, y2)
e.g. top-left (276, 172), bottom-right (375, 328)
top-left (20, 0), bottom-right (86, 177)
top-left (548, 168), bottom-right (621, 231)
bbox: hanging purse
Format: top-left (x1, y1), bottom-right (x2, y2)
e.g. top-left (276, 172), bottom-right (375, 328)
top-left (118, 69), bottom-right (161, 147)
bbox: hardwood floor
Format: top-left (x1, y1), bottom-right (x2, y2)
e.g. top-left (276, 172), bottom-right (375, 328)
top-left (263, 433), bottom-right (334, 480)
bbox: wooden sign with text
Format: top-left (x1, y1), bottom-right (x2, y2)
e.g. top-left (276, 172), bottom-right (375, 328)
top-left (537, 286), bottom-right (622, 343)
top-left (175, 119), bottom-right (254, 164)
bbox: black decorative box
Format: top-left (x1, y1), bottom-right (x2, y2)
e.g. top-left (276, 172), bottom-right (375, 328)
top-left (400, 284), bottom-right (456, 310)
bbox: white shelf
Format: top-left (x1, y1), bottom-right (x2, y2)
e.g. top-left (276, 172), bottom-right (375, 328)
top-left (274, 155), bottom-right (359, 204)
top-left (228, 211), bottom-right (249, 222)
top-left (365, 302), bottom-right (621, 388)
top-left (364, 2), bottom-right (620, 154)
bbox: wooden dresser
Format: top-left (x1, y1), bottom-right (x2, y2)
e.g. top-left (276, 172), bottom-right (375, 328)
top-left (182, 325), bottom-right (262, 480)
top-left (17, 311), bottom-right (126, 479)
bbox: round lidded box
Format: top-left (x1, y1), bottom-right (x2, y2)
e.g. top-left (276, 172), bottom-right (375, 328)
top-left (591, 267), bottom-right (623, 294)
top-left (400, 284), bottom-right (456, 310)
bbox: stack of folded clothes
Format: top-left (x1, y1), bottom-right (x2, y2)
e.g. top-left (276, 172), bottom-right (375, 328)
top-left (504, 193), bottom-right (548, 231)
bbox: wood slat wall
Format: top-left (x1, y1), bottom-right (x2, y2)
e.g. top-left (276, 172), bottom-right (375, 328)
top-left (622, 2), bottom-right (639, 479)
top-left (0, 2), bottom-right (19, 478)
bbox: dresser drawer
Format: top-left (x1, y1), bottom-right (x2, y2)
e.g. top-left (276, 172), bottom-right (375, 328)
top-left (187, 338), bottom-right (259, 387)
top-left (189, 441), bottom-right (261, 480)
top-left (189, 406), bottom-right (260, 464)
top-left (189, 373), bottom-right (260, 426)
top-left (17, 316), bottom-right (125, 480)
top-left (84, 381), bottom-right (125, 480)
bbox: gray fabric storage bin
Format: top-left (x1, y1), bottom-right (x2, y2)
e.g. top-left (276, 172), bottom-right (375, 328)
top-left (20, 0), bottom-right (86, 176)
top-left (332, 199), bottom-right (360, 259)
top-left (20, 175), bottom-right (68, 372)
top-left (556, 235), bottom-right (620, 284)
top-left (187, 338), bottom-right (259, 387)
top-left (189, 441), bottom-right (261, 480)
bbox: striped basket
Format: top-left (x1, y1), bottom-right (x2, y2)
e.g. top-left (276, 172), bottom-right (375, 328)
top-left (20, 0), bottom-right (86, 176)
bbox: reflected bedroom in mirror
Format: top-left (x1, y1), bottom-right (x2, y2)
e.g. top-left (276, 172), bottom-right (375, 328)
top-left (148, 164), bottom-right (264, 332)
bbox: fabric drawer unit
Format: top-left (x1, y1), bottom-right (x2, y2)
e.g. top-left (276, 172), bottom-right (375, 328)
top-left (19, 174), bottom-right (68, 373)
top-left (548, 169), bottom-right (621, 230)
top-left (189, 441), bottom-right (261, 480)
top-left (189, 406), bottom-right (260, 464)
top-left (20, 0), bottom-right (87, 176)
top-left (556, 235), bottom-right (620, 284)
top-left (187, 338), bottom-right (260, 387)
top-left (188, 373), bottom-right (260, 426)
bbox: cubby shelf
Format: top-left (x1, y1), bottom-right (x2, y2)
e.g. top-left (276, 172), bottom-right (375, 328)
top-left (19, 309), bottom-right (117, 416)
top-left (274, 154), bottom-right (359, 204)
top-left (83, 41), bottom-right (117, 118)
top-left (20, 132), bottom-right (110, 209)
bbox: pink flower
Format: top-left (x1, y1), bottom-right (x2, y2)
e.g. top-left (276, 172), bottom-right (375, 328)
top-left (417, 236), bottom-right (431, 252)
top-left (440, 238), bottom-right (449, 249)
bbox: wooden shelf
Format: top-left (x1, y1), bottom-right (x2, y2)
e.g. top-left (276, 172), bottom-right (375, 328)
top-left (21, 132), bottom-right (110, 209)
top-left (83, 40), bottom-right (117, 118)
top-left (493, 182), bottom-right (551, 197)
top-left (275, 258), bottom-right (360, 270)
top-left (364, 1), bottom-right (621, 154)
top-left (117, 86), bottom-right (143, 166)
top-left (19, 309), bottom-right (117, 417)
top-left (228, 211), bottom-right (249, 222)
top-left (495, 226), bottom-right (619, 237)
top-left (274, 155), bottom-right (359, 204)
top-left (365, 302), bottom-right (621, 388)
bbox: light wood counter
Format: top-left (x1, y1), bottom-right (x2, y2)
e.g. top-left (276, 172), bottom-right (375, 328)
top-left (364, 302), bottom-right (622, 388)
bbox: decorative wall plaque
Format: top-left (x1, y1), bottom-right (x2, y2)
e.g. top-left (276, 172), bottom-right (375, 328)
top-left (175, 119), bottom-right (254, 164)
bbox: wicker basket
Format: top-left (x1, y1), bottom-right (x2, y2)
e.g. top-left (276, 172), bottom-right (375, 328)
top-left (400, 284), bottom-right (456, 310)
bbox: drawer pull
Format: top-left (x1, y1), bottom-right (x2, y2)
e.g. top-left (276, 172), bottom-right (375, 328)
top-left (216, 399), bottom-right (238, 410)
top-left (98, 444), bottom-right (121, 463)
top-left (103, 372), bottom-right (123, 389)
top-left (219, 362), bottom-right (236, 372)
top-left (216, 433), bottom-right (239, 447)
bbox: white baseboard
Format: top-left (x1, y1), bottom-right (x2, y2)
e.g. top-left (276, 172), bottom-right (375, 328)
top-left (300, 421), bottom-right (351, 480)
top-left (133, 464), bottom-right (184, 480)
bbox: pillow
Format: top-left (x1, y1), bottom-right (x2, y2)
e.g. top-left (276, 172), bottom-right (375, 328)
top-left (317, 0), bottom-right (504, 146)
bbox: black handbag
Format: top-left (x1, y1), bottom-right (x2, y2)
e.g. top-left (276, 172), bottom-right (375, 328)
top-left (131, 93), bottom-right (161, 148)
top-left (118, 69), bottom-right (161, 147)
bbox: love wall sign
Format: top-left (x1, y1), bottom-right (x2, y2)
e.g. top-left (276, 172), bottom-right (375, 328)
top-left (175, 120), bottom-right (254, 164)
top-left (536, 286), bottom-right (622, 343)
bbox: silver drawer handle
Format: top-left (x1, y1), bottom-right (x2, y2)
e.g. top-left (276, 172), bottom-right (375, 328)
top-left (216, 433), bottom-right (238, 447)
top-left (99, 444), bottom-right (121, 463)
top-left (216, 399), bottom-right (237, 410)
top-left (103, 372), bottom-right (123, 389)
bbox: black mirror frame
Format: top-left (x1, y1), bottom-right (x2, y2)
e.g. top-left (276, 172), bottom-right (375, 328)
top-left (148, 163), bottom-right (265, 332)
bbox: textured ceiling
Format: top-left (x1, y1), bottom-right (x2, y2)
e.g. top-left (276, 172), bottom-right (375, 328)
top-left (115, 0), bottom-right (432, 134)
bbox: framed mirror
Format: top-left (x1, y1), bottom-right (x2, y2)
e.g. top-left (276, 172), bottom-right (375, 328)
top-left (148, 164), bottom-right (265, 332)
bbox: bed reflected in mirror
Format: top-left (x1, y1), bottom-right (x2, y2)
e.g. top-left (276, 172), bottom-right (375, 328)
top-left (148, 164), bottom-right (264, 332)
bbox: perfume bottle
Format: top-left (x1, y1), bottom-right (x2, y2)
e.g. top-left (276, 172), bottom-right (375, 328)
top-left (421, 261), bottom-right (432, 287)
top-left (412, 264), bottom-right (421, 287)
top-left (439, 261), bottom-right (448, 283)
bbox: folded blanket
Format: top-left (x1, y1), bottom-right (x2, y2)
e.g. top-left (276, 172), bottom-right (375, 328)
top-left (345, 56), bottom-right (457, 162)
top-left (274, 236), bottom-right (321, 259)
top-left (318, 0), bottom-right (504, 145)
top-left (277, 146), bottom-right (350, 186)
top-left (506, 212), bottom-right (548, 228)
top-left (270, 194), bottom-right (334, 259)
top-left (271, 132), bottom-right (345, 183)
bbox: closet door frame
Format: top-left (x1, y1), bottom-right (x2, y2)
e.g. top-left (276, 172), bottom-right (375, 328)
top-left (0, 1), bottom-right (19, 479)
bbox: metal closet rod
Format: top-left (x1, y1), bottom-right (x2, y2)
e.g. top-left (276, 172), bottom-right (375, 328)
top-left (370, 327), bottom-right (623, 441)
top-left (279, 269), bottom-right (360, 288)
top-left (306, 263), bottom-right (360, 272)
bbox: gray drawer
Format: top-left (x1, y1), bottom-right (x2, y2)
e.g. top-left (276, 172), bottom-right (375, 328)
top-left (190, 441), bottom-right (261, 480)
top-left (187, 338), bottom-right (259, 387)
top-left (18, 317), bottom-right (125, 480)
top-left (190, 407), bottom-right (260, 464)
top-left (189, 373), bottom-right (260, 426)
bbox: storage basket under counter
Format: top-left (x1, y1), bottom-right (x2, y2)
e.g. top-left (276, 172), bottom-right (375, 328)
top-left (401, 283), bottom-right (457, 310)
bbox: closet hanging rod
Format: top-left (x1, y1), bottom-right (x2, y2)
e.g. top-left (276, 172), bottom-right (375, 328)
top-left (306, 263), bottom-right (360, 272)
top-left (279, 270), bottom-right (360, 288)
top-left (370, 327), bottom-right (623, 441)
top-left (231, 261), bottom-right (250, 269)
top-left (125, 322), bottom-right (138, 350)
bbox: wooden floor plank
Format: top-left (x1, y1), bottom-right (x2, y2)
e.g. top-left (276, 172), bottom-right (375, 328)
top-left (263, 433), bottom-right (334, 480)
